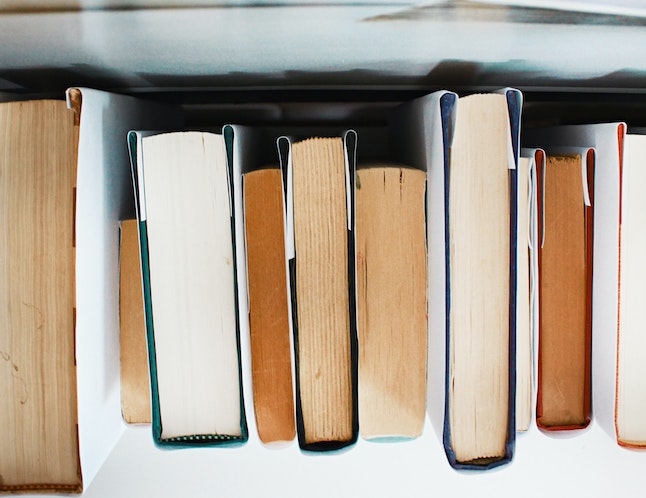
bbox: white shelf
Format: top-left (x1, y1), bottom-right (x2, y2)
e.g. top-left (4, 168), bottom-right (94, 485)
top-left (3, 4), bottom-right (646, 496)
top-left (82, 421), bottom-right (643, 497)
top-left (1, 4), bottom-right (646, 93)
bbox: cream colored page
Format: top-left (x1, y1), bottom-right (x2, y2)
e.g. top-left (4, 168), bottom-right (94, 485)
top-left (142, 132), bottom-right (241, 439)
top-left (616, 134), bottom-right (646, 444)
top-left (448, 94), bottom-right (510, 462)
top-left (0, 100), bottom-right (80, 490)
top-left (292, 137), bottom-right (353, 444)
top-left (356, 166), bottom-right (427, 439)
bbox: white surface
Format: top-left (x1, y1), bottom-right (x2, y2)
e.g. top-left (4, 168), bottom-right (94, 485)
top-left (63, 88), bottom-right (180, 495)
top-left (0, 0), bottom-right (414, 10)
top-left (71, 87), bottom-right (126, 490)
top-left (70, 88), bottom-right (179, 488)
top-left (2, 0), bottom-right (645, 17)
top-left (479, 0), bottom-right (646, 17)
top-left (1, 6), bottom-right (646, 92)
top-left (82, 421), bottom-right (646, 497)
top-left (389, 91), bottom-right (455, 444)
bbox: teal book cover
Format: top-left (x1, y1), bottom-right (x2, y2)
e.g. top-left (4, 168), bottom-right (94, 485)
top-left (128, 130), bottom-right (248, 448)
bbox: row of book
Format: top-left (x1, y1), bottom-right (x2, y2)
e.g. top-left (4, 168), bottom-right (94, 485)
top-left (1, 87), bottom-right (645, 493)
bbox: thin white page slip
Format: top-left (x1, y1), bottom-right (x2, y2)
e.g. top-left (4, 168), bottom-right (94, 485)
top-left (391, 89), bottom-right (521, 466)
top-left (141, 132), bottom-right (241, 440)
top-left (66, 88), bottom-right (180, 487)
top-left (524, 122), bottom-right (626, 438)
top-left (520, 147), bottom-right (543, 431)
top-left (515, 155), bottom-right (533, 432)
top-left (226, 124), bottom-right (257, 441)
top-left (616, 133), bottom-right (646, 446)
top-left (277, 134), bottom-right (299, 435)
top-left (541, 146), bottom-right (594, 208)
top-left (389, 90), bottom-right (457, 446)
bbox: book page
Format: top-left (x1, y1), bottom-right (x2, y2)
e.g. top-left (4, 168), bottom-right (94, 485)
top-left (0, 100), bottom-right (81, 492)
top-left (448, 93), bottom-right (510, 463)
top-left (356, 165), bottom-right (427, 439)
top-left (243, 168), bottom-right (295, 443)
top-left (142, 131), bottom-right (241, 440)
top-left (292, 137), bottom-right (353, 445)
top-left (538, 154), bottom-right (588, 429)
top-left (119, 219), bottom-right (151, 425)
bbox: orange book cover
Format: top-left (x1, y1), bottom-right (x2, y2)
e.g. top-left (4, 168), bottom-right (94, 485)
top-left (536, 150), bottom-right (594, 431)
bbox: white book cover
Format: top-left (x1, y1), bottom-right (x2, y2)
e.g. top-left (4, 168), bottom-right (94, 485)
top-left (524, 122), bottom-right (626, 437)
top-left (66, 87), bottom-right (180, 487)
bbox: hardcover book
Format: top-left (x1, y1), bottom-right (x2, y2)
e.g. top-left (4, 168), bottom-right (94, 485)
top-left (119, 218), bottom-right (151, 425)
top-left (392, 89), bottom-right (521, 469)
top-left (517, 148), bottom-right (543, 433)
top-left (243, 166), bottom-right (296, 443)
top-left (615, 132), bottom-right (646, 447)
top-left (535, 149), bottom-right (594, 430)
top-left (129, 130), bottom-right (247, 446)
top-left (0, 99), bottom-right (81, 494)
top-left (524, 123), bottom-right (625, 439)
top-left (355, 164), bottom-right (427, 440)
top-left (278, 131), bottom-right (358, 451)
top-left (67, 87), bottom-right (181, 488)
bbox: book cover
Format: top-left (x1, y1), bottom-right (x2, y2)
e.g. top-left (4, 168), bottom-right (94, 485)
top-left (614, 132), bottom-right (646, 448)
top-left (393, 89), bottom-right (520, 470)
top-left (517, 148), bottom-right (543, 433)
top-left (0, 99), bottom-right (81, 494)
top-left (228, 124), bottom-right (296, 444)
top-left (128, 130), bottom-right (248, 447)
top-left (67, 88), bottom-right (181, 485)
top-left (355, 164), bottom-right (427, 440)
top-left (524, 123), bottom-right (625, 439)
top-left (390, 90), bottom-right (457, 453)
top-left (535, 148), bottom-right (594, 431)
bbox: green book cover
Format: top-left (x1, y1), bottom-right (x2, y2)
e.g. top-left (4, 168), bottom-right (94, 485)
top-left (128, 130), bottom-right (247, 448)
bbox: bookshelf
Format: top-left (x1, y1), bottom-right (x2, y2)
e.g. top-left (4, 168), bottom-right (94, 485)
top-left (2, 2), bottom-right (646, 496)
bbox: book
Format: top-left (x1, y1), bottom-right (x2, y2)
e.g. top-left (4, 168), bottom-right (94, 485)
top-left (243, 167), bottom-right (295, 443)
top-left (129, 130), bottom-right (247, 446)
top-left (389, 91), bottom-right (457, 450)
top-left (119, 218), bottom-right (151, 424)
top-left (0, 99), bottom-right (81, 493)
top-left (280, 132), bottom-right (358, 451)
top-left (515, 153), bottom-right (539, 433)
top-left (536, 150), bottom-right (594, 430)
top-left (391, 89), bottom-right (520, 469)
top-left (67, 88), bottom-right (181, 486)
top-left (524, 123), bottom-right (625, 438)
top-left (446, 91), bottom-right (518, 467)
top-left (615, 133), bottom-right (646, 447)
top-left (355, 164), bottom-right (427, 440)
